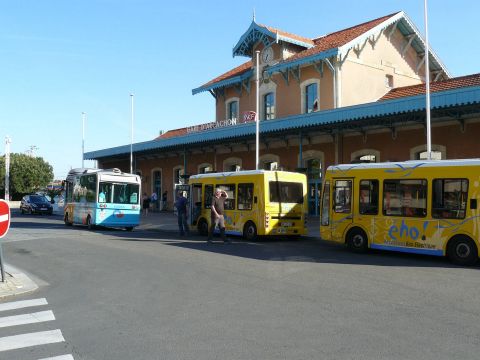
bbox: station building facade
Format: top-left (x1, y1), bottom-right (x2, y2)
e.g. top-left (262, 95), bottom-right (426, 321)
top-left (85, 11), bottom-right (480, 215)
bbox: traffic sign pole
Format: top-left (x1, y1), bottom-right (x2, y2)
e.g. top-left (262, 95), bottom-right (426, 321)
top-left (0, 200), bottom-right (12, 282)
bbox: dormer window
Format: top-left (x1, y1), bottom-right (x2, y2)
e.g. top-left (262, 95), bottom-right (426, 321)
top-left (385, 74), bottom-right (394, 88)
top-left (226, 98), bottom-right (239, 121)
top-left (305, 83), bottom-right (318, 113)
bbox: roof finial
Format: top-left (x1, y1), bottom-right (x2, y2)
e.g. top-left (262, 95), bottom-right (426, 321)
top-left (253, 8), bottom-right (256, 22)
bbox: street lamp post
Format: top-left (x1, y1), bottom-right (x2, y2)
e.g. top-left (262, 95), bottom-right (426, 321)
top-left (130, 94), bottom-right (134, 174)
top-left (82, 112), bottom-right (86, 168)
top-left (4, 137), bottom-right (11, 202)
top-left (424, 0), bottom-right (432, 160)
top-left (255, 50), bottom-right (260, 170)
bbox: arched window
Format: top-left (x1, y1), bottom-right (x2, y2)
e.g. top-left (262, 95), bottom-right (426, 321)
top-left (259, 154), bottom-right (280, 170)
top-left (198, 163), bottom-right (213, 174)
top-left (225, 97), bottom-right (239, 121)
top-left (301, 79), bottom-right (320, 114)
top-left (410, 144), bottom-right (446, 160)
top-left (223, 157), bottom-right (242, 172)
top-left (263, 92), bottom-right (275, 120)
top-left (351, 149), bottom-right (380, 163)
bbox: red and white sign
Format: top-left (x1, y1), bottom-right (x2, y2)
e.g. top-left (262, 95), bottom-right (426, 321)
top-left (0, 200), bottom-right (11, 239)
top-left (243, 111), bottom-right (257, 122)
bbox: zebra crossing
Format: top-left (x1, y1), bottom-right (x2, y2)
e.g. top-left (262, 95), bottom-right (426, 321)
top-left (0, 297), bottom-right (74, 359)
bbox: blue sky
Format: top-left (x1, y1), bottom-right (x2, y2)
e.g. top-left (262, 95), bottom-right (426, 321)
top-left (1, 0), bottom-right (478, 179)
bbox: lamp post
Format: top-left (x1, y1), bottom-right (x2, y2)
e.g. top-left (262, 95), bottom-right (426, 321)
top-left (255, 50), bottom-right (260, 170)
top-left (82, 112), bottom-right (86, 168)
top-left (130, 93), bottom-right (134, 174)
top-left (4, 136), bottom-right (11, 202)
top-left (424, 0), bottom-right (432, 160)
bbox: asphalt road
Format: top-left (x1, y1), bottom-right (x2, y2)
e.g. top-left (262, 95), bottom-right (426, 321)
top-left (0, 213), bottom-right (479, 360)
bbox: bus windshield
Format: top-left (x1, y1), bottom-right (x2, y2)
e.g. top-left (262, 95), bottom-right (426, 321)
top-left (269, 181), bottom-right (304, 204)
top-left (99, 182), bottom-right (139, 204)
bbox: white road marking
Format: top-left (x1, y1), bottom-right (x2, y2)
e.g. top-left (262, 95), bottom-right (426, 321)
top-left (0, 329), bottom-right (64, 351)
top-left (0, 214), bottom-right (8, 222)
top-left (38, 355), bottom-right (74, 360)
top-left (0, 298), bottom-right (48, 312)
top-left (0, 310), bottom-right (55, 328)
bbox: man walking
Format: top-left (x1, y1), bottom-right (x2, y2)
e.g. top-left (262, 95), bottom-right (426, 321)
top-left (174, 191), bottom-right (189, 236)
top-left (208, 188), bottom-right (230, 243)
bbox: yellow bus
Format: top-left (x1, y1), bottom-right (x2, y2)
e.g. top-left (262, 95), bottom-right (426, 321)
top-left (187, 170), bottom-right (307, 240)
top-left (320, 159), bottom-right (480, 265)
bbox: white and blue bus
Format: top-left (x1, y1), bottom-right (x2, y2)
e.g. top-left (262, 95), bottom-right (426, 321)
top-left (63, 168), bottom-right (141, 231)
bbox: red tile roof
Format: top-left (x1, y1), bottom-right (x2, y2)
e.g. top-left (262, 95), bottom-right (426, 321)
top-left (156, 128), bottom-right (188, 140)
top-left (380, 73), bottom-right (480, 101)
top-left (263, 24), bottom-right (315, 46)
top-left (202, 60), bottom-right (252, 88)
top-left (287, 12), bottom-right (399, 63)
top-left (201, 12), bottom-right (399, 89)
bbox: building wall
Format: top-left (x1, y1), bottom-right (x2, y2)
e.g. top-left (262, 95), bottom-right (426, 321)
top-left (341, 26), bottom-right (425, 106)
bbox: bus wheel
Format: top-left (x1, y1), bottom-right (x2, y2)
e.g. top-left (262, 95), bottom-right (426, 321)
top-left (86, 216), bottom-right (93, 230)
top-left (125, 227), bottom-right (133, 231)
top-left (447, 236), bottom-right (478, 266)
top-left (243, 221), bottom-right (257, 241)
top-left (197, 219), bottom-right (208, 236)
top-left (347, 228), bottom-right (368, 253)
top-left (64, 213), bottom-right (72, 226)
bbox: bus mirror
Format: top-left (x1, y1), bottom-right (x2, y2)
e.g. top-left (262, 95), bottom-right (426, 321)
top-left (254, 196), bottom-right (257, 204)
top-left (470, 199), bottom-right (477, 209)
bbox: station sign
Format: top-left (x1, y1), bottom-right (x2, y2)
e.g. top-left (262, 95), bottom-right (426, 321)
top-left (186, 111), bottom-right (257, 134)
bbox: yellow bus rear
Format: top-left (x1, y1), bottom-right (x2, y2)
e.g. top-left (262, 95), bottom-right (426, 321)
top-left (189, 170), bottom-right (307, 240)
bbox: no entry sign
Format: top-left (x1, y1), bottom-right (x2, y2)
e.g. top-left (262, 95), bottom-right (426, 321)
top-left (0, 200), bottom-right (11, 239)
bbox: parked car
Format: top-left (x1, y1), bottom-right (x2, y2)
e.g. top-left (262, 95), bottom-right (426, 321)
top-left (20, 195), bottom-right (53, 215)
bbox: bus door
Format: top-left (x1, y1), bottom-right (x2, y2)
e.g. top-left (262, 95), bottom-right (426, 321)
top-left (331, 179), bottom-right (354, 241)
top-left (190, 183), bottom-right (202, 226)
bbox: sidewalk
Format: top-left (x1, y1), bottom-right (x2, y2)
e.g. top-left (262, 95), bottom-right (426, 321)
top-left (0, 264), bottom-right (39, 300)
top-left (137, 211), bottom-right (321, 238)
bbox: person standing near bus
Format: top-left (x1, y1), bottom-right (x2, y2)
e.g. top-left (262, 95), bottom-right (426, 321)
top-left (174, 191), bottom-right (189, 236)
top-left (142, 192), bottom-right (150, 216)
top-left (208, 188), bottom-right (229, 243)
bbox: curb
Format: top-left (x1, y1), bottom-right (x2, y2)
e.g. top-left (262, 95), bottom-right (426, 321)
top-left (0, 264), bottom-right (39, 300)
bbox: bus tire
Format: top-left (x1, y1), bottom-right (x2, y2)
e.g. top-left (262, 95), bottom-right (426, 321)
top-left (125, 227), bottom-right (133, 231)
top-left (64, 213), bottom-right (72, 226)
top-left (86, 216), bottom-right (93, 230)
top-left (243, 221), bottom-right (257, 241)
top-left (447, 235), bottom-right (478, 266)
top-left (197, 218), bottom-right (208, 236)
top-left (347, 228), bottom-right (368, 253)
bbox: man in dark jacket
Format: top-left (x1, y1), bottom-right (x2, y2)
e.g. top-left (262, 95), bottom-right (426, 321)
top-left (174, 191), bottom-right (189, 236)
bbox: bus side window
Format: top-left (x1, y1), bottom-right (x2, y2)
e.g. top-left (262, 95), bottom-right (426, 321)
top-left (238, 183), bottom-right (253, 210)
top-left (218, 184), bottom-right (236, 210)
top-left (359, 180), bottom-right (379, 215)
top-left (204, 185), bottom-right (213, 209)
top-left (334, 180), bottom-right (352, 213)
top-left (432, 179), bottom-right (468, 219)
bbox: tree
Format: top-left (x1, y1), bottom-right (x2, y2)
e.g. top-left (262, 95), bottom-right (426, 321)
top-left (0, 153), bottom-right (54, 200)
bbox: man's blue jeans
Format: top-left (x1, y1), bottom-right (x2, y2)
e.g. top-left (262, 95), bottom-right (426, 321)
top-left (178, 213), bottom-right (189, 236)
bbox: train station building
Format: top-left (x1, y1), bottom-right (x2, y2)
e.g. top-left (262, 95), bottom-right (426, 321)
top-left (85, 11), bottom-right (480, 215)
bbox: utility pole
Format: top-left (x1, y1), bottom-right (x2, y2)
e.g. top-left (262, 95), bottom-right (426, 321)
top-left (82, 112), bottom-right (86, 168)
top-left (424, 0), bottom-right (432, 160)
top-left (255, 50), bottom-right (260, 170)
top-left (4, 137), bottom-right (11, 202)
top-left (130, 93), bottom-right (134, 174)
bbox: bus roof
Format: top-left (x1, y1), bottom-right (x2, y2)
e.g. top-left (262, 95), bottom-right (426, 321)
top-left (327, 159), bottom-right (480, 172)
top-left (189, 170), bottom-right (303, 180)
top-left (66, 168), bottom-right (139, 181)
